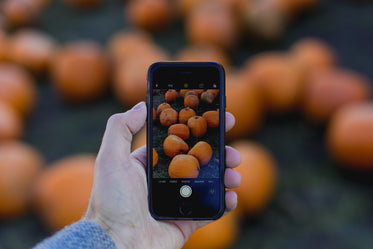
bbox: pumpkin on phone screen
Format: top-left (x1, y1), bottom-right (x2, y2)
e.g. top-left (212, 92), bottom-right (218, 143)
top-left (188, 141), bottom-right (213, 166)
top-left (159, 108), bottom-right (178, 126)
top-left (168, 124), bottom-right (190, 140)
top-left (168, 155), bottom-right (199, 178)
top-left (163, 135), bottom-right (189, 158)
top-left (188, 116), bottom-right (207, 137)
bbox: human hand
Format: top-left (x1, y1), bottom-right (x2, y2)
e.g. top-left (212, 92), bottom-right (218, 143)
top-left (85, 102), bottom-right (241, 249)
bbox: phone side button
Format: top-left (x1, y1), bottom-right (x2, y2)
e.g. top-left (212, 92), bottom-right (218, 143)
top-left (179, 206), bottom-right (192, 216)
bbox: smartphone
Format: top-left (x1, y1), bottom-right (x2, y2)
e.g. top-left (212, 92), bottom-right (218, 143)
top-left (147, 61), bottom-right (226, 220)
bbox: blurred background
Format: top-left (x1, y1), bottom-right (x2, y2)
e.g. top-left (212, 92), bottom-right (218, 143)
top-left (0, 0), bottom-right (373, 248)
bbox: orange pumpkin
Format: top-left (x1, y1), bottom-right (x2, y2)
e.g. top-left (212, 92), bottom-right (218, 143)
top-left (165, 89), bottom-right (178, 102)
top-left (246, 52), bottom-right (304, 114)
top-left (185, 90), bottom-right (198, 98)
top-left (179, 107), bottom-right (196, 124)
top-left (0, 101), bottom-right (23, 141)
top-left (183, 212), bottom-right (238, 249)
top-left (153, 148), bottom-right (158, 167)
top-left (0, 142), bottom-right (43, 219)
top-left (201, 91), bottom-right (215, 104)
top-left (0, 63), bottom-right (36, 118)
top-left (231, 141), bottom-right (277, 215)
top-left (2, 0), bottom-right (44, 27)
top-left (302, 69), bottom-right (371, 123)
top-left (168, 124), bottom-right (190, 140)
top-left (152, 107), bottom-right (156, 122)
top-left (8, 29), bottom-right (56, 74)
top-left (226, 72), bottom-right (263, 140)
top-left (188, 116), bottom-right (207, 137)
top-left (180, 89), bottom-right (189, 98)
top-left (188, 141), bottom-right (213, 166)
top-left (327, 103), bottom-right (373, 170)
top-left (202, 110), bottom-right (219, 128)
top-left (291, 38), bottom-right (336, 73)
top-left (168, 155), bottom-right (199, 178)
top-left (163, 135), bottom-right (189, 158)
top-left (192, 89), bottom-right (204, 96)
top-left (207, 89), bottom-right (219, 97)
top-left (33, 155), bottom-right (95, 231)
top-left (184, 95), bottom-right (199, 109)
top-left (126, 0), bottom-right (171, 32)
top-left (51, 42), bottom-right (109, 104)
top-left (156, 103), bottom-right (171, 115)
top-left (159, 108), bottom-right (178, 127)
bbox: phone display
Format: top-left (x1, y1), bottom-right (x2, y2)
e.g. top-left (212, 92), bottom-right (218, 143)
top-left (147, 62), bottom-right (225, 219)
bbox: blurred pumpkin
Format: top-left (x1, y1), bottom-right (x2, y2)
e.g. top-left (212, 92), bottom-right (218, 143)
top-left (179, 107), bottom-right (196, 124)
top-left (246, 52), bottom-right (304, 114)
top-left (156, 102), bottom-right (171, 115)
top-left (168, 154), bottom-right (199, 178)
top-left (184, 95), bottom-right (199, 109)
top-left (51, 41), bottom-right (109, 104)
top-left (188, 141), bottom-right (212, 166)
top-left (168, 124), bottom-right (190, 140)
top-left (0, 63), bottom-right (36, 117)
top-left (33, 155), bottom-right (95, 231)
top-left (163, 135), bottom-right (189, 158)
top-left (302, 69), bottom-right (371, 123)
top-left (188, 116), bottom-right (207, 137)
top-left (327, 103), bottom-right (373, 170)
top-left (63, 0), bottom-right (101, 9)
top-left (176, 44), bottom-right (230, 70)
top-left (2, 0), bottom-right (45, 27)
top-left (201, 91), bottom-right (215, 104)
top-left (225, 72), bottom-right (263, 140)
top-left (202, 110), bottom-right (219, 128)
top-left (291, 38), bottom-right (336, 73)
top-left (186, 0), bottom-right (238, 50)
top-left (126, 0), bottom-right (172, 32)
top-left (0, 30), bottom-right (9, 61)
top-left (8, 29), bottom-right (56, 74)
top-left (165, 89), bottom-right (178, 102)
top-left (152, 148), bottom-right (158, 167)
top-left (113, 47), bottom-right (169, 107)
top-left (231, 141), bottom-right (277, 215)
top-left (183, 212), bottom-right (238, 249)
top-left (159, 108), bottom-right (178, 126)
top-left (0, 141), bottom-right (43, 219)
top-left (0, 101), bottom-right (23, 140)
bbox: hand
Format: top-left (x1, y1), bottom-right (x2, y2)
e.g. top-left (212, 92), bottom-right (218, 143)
top-left (85, 102), bottom-right (241, 249)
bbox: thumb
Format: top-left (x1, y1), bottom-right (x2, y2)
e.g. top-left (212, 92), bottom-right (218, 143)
top-left (97, 102), bottom-right (147, 166)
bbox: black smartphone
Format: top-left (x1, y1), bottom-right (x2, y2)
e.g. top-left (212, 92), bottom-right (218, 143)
top-left (147, 61), bottom-right (226, 220)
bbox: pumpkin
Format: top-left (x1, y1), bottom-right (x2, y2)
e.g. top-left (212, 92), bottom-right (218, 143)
top-left (192, 89), bottom-right (204, 96)
top-left (51, 41), bottom-right (109, 104)
top-left (165, 89), bottom-right (178, 102)
top-left (108, 31), bottom-right (153, 63)
top-left (231, 141), bottom-right (277, 215)
top-left (201, 91), bottom-right (215, 104)
top-left (0, 63), bottom-right (36, 118)
top-left (152, 107), bottom-right (156, 122)
top-left (64, 0), bottom-right (101, 9)
top-left (8, 29), bottom-right (56, 74)
top-left (327, 103), bottom-right (373, 170)
top-left (0, 101), bottom-right (23, 141)
top-left (179, 107), bottom-right (196, 124)
top-left (2, 0), bottom-right (45, 27)
top-left (157, 103), bottom-right (171, 115)
top-left (168, 124), bottom-right (190, 140)
top-left (207, 89), bottom-right (219, 97)
top-left (186, 0), bottom-right (238, 49)
top-left (202, 110), bottom-right (219, 128)
top-left (246, 52), bottom-right (304, 114)
top-left (188, 141), bottom-right (213, 166)
top-left (153, 148), bottom-right (158, 167)
top-left (291, 38), bottom-right (336, 73)
top-left (180, 89), bottom-right (189, 98)
top-left (184, 95), bottom-right (199, 109)
top-left (163, 135), bottom-right (189, 158)
top-left (159, 108), bottom-right (178, 127)
top-left (168, 155), bottom-right (199, 178)
top-left (126, 0), bottom-right (172, 32)
top-left (182, 212), bottom-right (238, 249)
top-left (185, 90), bottom-right (198, 98)
top-left (188, 116), bottom-right (207, 137)
top-left (33, 155), bottom-right (95, 231)
top-left (302, 69), bottom-right (371, 123)
top-left (0, 142), bottom-right (43, 219)
top-left (226, 72), bottom-right (263, 139)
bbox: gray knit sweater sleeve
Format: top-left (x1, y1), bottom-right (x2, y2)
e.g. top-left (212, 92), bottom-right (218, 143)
top-left (33, 220), bottom-right (117, 249)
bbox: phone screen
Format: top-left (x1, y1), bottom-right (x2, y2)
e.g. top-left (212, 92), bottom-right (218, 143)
top-left (147, 62), bottom-right (225, 219)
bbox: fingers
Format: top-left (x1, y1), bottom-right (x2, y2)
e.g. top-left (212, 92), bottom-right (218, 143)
top-left (97, 102), bottom-right (147, 166)
top-left (224, 168), bottom-right (241, 189)
top-left (225, 190), bottom-right (238, 213)
top-left (225, 112), bottom-right (235, 132)
top-left (225, 146), bottom-right (241, 168)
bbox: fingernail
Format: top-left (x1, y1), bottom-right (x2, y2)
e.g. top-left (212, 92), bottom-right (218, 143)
top-left (132, 101), bottom-right (145, 111)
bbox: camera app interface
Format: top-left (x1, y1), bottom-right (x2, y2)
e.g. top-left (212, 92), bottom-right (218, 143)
top-left (152, 85), bottom-right (220, 181)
